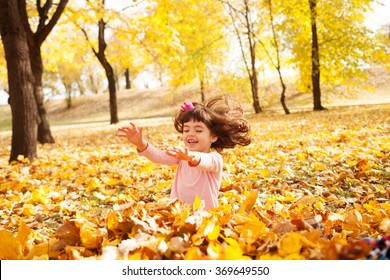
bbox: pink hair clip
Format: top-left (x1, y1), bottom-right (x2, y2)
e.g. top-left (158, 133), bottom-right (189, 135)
top-left (181, 100), bottom-right (194, 112)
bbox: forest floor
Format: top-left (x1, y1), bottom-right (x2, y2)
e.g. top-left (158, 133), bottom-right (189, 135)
top-left (0, 68), bottom-right (389, 260)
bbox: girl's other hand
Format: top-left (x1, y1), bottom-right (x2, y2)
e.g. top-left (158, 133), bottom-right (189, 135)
top-left (166, 146), bottom-right (199, 165)
top-left (118, 122), bottom-right (147, 151)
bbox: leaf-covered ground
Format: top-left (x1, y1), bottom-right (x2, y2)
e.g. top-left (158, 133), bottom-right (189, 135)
top-left (0, 104), bottom-right (389, 260)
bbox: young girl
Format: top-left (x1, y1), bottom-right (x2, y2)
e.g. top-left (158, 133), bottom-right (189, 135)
top-left (118, 96), bottom-right (251, 210)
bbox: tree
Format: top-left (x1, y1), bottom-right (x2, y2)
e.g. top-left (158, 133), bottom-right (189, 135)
top-left (19, 0), bottom-right (69, 143)
top-left (0, 45), bottom-right (8, 94)
top-left (73, 0), bottom-right (119, 124)
top-left (224, 0), bottom-right (262, 113)
top-left (42, 22), bottom-right (92, 108)
top-left (309, 0), bottom-right (324, 110)
top-left (263, 0), bottom-right (290, 114)
top-left (132, 0), bottom-right (227, 102)
top-left (280, 0), bottom-right (376, 110)
top-left (0, 0), bottom-right (38, 162)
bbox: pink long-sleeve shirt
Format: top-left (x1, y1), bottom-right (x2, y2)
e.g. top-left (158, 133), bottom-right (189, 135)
top-left (139, 143), bottom-right (223, 209)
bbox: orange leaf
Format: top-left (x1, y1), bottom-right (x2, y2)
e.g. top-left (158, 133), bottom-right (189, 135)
top-left (0, 230), bottom-right (23, 260)
top-left (277, 233), bottom-right (302, 258)
top-left (16, 222), bottom-right (32, 249)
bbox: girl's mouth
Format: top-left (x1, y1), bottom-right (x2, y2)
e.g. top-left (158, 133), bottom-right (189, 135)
top-left (187, 139), bottom-right (198, 144)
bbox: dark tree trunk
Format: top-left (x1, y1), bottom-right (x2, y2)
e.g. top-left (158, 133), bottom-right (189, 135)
top-left (96, 18), bottom-right (118, 124)
top-left (125, 68), bottom-right (131, 89)
top-left (249, 72), bottom-right (261, 113)
top-left (0, 0), bottom-right (38, 162)
top-left (309, 0), bottom-right (325, 111)
top-left (244, 0), bottom-right (261, 113)
top-left (105, 63), bottom-right (119, 124)
top-left (80, 10), bottom-right (119, 124)
top-left (227, 0), bottom-right (262, 113)
top-left (267, 0), bottom-right (289, 114)
top-left (18, 0), bottom-right (69, 143)
top-left (280, 83), bottom-right (290, 114)
top-left (199, 78), bottom-right (206, 103)
top-left (29, 46), bottom-right (55, 143)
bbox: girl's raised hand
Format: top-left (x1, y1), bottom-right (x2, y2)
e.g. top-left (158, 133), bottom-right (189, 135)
top-left (118, 122), bottom-right (147, 151)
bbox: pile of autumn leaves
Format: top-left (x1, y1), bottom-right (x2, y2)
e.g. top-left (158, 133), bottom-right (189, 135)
top-left (0, 105), bottom-right (389, 260)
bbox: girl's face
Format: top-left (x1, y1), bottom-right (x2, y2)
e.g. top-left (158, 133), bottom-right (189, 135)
top-left (182, 120), bottom-right (218, 152)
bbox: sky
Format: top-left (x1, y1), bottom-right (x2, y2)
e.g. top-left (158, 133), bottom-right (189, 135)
top-left (0, 1), bottom-right (389, 105)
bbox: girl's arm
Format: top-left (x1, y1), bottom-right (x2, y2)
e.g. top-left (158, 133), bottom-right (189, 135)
top-left (118, 122), bottom-right (178, 165)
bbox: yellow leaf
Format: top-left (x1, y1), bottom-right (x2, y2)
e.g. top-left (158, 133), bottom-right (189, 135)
top-left (184, 246), bottom-right (204, 260)
top-left (106, 177), bottom-right (118, 186)
top-left (314, 163), bottom-right (327, 171)
top-left (207, 223), bottom-right (220, 241)
top-left (16, 222), bottom-right (32, 249)
top-left (85, 178), bottom-right (102, 192)
top-left (0, 230), bottom-right (23, 260)
top-left (106, 211), bottom-right (120, 231)
top-left (80, 223), bottom-right (102, 249)
top-left (224, 237), bottom-right (240, 247)
top-left (127, 251), bottom-right (143, 260)
top-left (259, 169), bottom-right (270, 178)
top-left (25, 239), bottom-right (58, 260)
top-left (193, 194), bottom-right (203, 211)
top-left (22, 204), bottom-right (35, 216)
top-left (31, 189), bottom-right (46, 204)
top-left (277, 233), bottom-right (302, 258)
top-left (224, 242), bottom-right (251, 260)
top-left (61, 155), bottom-right (70, 160)
top-left (239, 190), bottom-right (258, 214)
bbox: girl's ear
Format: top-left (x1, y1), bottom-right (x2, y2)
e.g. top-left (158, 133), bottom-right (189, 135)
top-left (211, 134), bottom-right (218, 143)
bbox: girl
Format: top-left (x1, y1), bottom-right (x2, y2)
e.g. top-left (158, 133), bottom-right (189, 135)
top-left (118, 96), bottom-right (251, 210)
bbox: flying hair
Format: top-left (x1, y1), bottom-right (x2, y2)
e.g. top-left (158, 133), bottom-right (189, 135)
top-left (173, 96), bottom-right (251, 152)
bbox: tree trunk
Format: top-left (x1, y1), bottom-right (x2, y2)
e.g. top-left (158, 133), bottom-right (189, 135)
top-left (0, 0), bottom-right (38, 162)
top-left (309, 0), bottom-right (325, 111)
top-left (200, 77), bottom-right (205, 103)
top-left (104, 63), bottom-right (119, 124)
top-left (95, 18), bottom-right (118, 124)
top-left (125, 68), bottom-right (131, 89)
top-left (250, 73), bottom-right (261, 113)
top-left (29, 46), bottom-right (55, 143)
top-left (280, 83), bottom-right (290, 114)
top-left (267, 0), bottom-right (289, 114)
top-left (244, 0), bottom-right (261, 113)
top-left (18, 0), bottom-right (69, 143)
top-left (89, 72), bottom-right (98, 94)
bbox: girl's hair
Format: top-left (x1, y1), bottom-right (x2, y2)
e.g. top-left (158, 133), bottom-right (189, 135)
top-left (173, 96), bottom-right (251, 152)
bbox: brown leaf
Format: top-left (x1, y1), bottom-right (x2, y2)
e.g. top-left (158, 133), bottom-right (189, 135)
top-left (53, 220), bottom-right (81, 251)
top-left (271, 221), bottom-right (297, 233)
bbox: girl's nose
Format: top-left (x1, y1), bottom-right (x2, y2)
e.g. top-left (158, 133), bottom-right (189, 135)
top-left (187, 130), bottom-right (194, 136)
